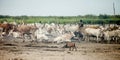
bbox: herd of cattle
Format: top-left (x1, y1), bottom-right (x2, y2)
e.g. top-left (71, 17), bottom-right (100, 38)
top-left (0, 21), bottom-right (120, 44)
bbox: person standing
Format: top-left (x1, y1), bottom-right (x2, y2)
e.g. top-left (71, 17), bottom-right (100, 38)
top-left (78, 20), bottom-right (84, 28)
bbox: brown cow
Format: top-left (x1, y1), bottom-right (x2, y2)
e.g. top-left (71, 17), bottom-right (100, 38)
top-left (64, 42), bottom-right (77, 51)
top-left (0, 23), bottom-right (15, 36)
top-left (14, 24), bottom-right (38, 42)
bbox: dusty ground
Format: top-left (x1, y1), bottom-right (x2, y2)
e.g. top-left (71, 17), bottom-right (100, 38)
top-left (0, 39), bottom-right (120, 60)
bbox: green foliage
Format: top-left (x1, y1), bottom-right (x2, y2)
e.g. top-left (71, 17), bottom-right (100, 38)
top-left (0, 15), bottom-right (120, 24)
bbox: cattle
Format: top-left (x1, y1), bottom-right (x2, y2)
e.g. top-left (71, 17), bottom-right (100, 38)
top-left (8, 30), bottom-right (21, 38)
top-left (53, 31), bottom-right (75, 44)
top-left (35, 33), bottom-right (49, 42)
top-left (13, 24), bottom-right (38, 42)
top-left (101, 24), bottom-right (120, 43)
top-left (10, 21), bottom-right (17, 25)
top-left (0, 23), bottom-right (15, 36)
top-left (44, 23), bottom-right (57, 34)
top-left (78, 25), bottom-right (104, 43)
top-left (108, 24), bottom-right (119, 31)
top-left (103, 30), bottom-right (120, 43)
top-left (64, 24), bottom-right (79, 32)
top-left (103, 30), bottom-right (115, 43)
top-left (64, 42), bottom-right (77, 51)
top-left (3, 21), bottom-right (8, 24)
top-left (85, 24), bottom-right (100, 29)
top-left (85, 28), bottom-right (103, 42)
top-left (1, 22), bottom-right (119, 44)
top-left (113, 30), bottom-right (120, 43)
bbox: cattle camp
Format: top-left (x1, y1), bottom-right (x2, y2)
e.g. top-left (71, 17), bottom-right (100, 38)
top-left (0, 16), bottom-right (120, 60)
top-left (0, 0), bottom-right (120, 60)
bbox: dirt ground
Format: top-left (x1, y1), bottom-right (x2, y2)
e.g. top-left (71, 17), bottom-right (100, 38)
top-left (0, 39), bottom-right (120, 60)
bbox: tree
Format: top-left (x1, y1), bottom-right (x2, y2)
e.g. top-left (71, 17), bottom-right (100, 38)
top-left (98, 14), bottom-right (109, 19)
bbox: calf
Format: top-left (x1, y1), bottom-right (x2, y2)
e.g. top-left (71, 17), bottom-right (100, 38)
top-left (65, 42), bottom-right (77, 51)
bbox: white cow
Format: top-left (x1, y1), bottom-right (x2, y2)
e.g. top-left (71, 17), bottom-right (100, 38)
top-left (36, 34), bottom-right (49, 42)
top-left (103, 30), bottom-right (120, 43)
top-left (64, 24), bottom-right (79, 32)
top-left (53, 31), bottom-right (75, 43)
top-left (84, 28), bottom-right (103, 43)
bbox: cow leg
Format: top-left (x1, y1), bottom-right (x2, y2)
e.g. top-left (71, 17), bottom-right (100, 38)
top-left (22, 34), bottom-right (25, 42)
top-left (34, 36), bottom-right (38, 43)
top-left (72, 47), bottom-right (74, 51)
top-left (113, 36), bottom-right (117, 44)
top-left (107, 36), bottom-right (110, 44)
top-left (69, 47), bottom-right (71, 51)
top-left (73, 44), bottom-right (77, 51)
top-left (23, 33), bottom-right (29, 42)
top-left (96, 35), bottom-right (99, 43)
top-left (84, 35), bottom-right (88, 42)
top-left (82, 34), bottom-right (85, 41)
top-left (115, 36), bottom-right (118, 44)
top-left (31, 33), bottom-right (38, 43)
top-left (86, 35), bottom-right (89, 42)
top-left (23, 36), bottom-right (25, 42)
top-left (30, 34), bottom-right (35, 43)
top-left (88, 36), bottom-right (90, 42)
top-left (22, 35), bottom-right (25, 42)
top-left (72, 47), bottom-right (75, 51)
top-left (115, 38), bottom-right (117, 44)
top-left (75, 47), bottom-right (77, 51)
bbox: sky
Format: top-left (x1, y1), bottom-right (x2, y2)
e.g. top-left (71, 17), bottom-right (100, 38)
top-left (0, 0), bottom-right (120, 16)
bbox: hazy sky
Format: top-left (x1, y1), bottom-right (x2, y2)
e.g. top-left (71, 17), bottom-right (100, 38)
top-left (0, 0), bottom-right (120, 16)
